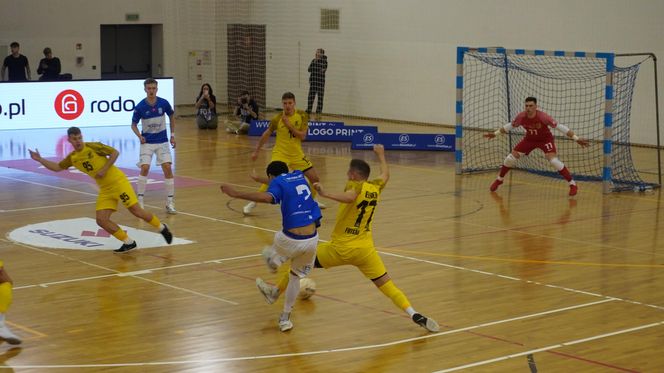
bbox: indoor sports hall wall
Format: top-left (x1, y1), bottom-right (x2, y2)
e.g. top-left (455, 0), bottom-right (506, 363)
top-left (1, 0), bottom-right (662, 145)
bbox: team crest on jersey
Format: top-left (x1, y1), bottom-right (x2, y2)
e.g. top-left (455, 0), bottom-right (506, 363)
top-left (534, 122), bottom-right (542, 129)
top-left (158, 108), bottom-right (163, 115)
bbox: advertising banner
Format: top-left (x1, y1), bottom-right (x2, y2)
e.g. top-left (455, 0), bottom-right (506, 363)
top-left (248, 120), bottom-right (377, 142)
top-left (351, 132), bottom-right (455, 151)
top-left (0, 78), bottom-right (174, 130)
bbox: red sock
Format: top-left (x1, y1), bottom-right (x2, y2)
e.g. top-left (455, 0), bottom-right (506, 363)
top-left (559, 167), bottom-right (572, 182)
top-left (499, 166), bottom-right (510, 178)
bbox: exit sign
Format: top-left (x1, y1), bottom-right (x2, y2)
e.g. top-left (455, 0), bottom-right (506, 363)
top-left (125, 13), bottom-right (140, 21)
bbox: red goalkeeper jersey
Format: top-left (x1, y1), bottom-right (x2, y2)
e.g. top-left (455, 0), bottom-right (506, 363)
top-left (512, 110), bottom-right (558, 142)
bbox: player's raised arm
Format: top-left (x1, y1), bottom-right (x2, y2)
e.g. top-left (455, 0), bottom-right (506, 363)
top-left (313, 182), bottom-right (357, 203)
top-left (373, 144), bottom-right (389, 183)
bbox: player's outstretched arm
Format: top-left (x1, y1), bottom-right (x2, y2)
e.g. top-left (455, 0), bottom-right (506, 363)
top-left (28, 149), bottom-right (64, 172)
top-left (220, 183), bottom-right (273, 203)
top-left (313, 182), bottom-right (357, 204)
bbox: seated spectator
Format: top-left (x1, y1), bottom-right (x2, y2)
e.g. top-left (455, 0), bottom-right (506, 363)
top-left (195, 83), bottom-right (218, 129)
top-left (37, 47), bottom-right (61, 81)
top-left (226, 90), bottom-right (259, 134)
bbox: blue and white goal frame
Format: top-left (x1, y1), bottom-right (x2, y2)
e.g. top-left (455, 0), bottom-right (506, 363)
top-left (455, 46), bottom-right (615, 193)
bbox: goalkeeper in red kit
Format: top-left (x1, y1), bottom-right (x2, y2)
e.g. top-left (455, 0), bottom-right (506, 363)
top-left (484, 96), bottom-right (589, 196)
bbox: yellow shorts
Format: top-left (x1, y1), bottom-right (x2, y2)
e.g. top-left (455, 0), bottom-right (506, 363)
top-left (316, 241), bottom-right (387, 280)
top-left (271, 153), bottom-right (314, 172)
top-left (96, 178), bottom-right (139, 211)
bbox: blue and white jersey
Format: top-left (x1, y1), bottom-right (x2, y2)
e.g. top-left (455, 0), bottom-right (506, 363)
top-left (132, 97), bottom-right (174, 144)
top-left (267, 170), bottom-right (322, 231)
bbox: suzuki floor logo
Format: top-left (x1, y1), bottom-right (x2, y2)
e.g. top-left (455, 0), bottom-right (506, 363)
top-left (55, 89), bottom-right (85, 120)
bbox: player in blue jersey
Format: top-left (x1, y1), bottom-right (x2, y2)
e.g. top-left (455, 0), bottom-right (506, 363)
top-left (220, 161), bottom-right (322, 332)
top-left (131, 78), bottom-right (178, 214)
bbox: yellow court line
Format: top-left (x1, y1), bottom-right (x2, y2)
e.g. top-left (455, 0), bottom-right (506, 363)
top-left (7, 320), bottom-right (48, 338)
top-left (379, 247), bottom-right (664, 269)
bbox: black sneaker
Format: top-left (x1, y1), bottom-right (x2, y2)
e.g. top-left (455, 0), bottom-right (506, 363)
top-left (412, 313), bottom-right (440, 332)
top-left (114, 241), bottom-right (137, 253)
top-left (161, 224), bottom-right (173, 244)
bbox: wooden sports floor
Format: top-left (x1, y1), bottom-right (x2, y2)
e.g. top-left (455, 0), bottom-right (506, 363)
top-left (0, 114), bottom-right (663, 372)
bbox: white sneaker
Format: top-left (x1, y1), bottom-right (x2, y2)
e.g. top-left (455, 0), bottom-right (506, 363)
top-left (166, 203), bottom-right (177, 215)
top-left (0, 325), bottom-right (21, 345)
top-left (138, 196), bottom-right (144, 209)
top-left (256, 278), bottom-right (279, 304)
top-left (243, 201), bottom-right (256, 215)
top-left (412, 313), bottom-right (440, 333)
top-left (278, 312), bottom-right (293, 332)
top-left (317, 200), bottom-right (327, 209)
top-left (261, 247), bottom-right (278, 273)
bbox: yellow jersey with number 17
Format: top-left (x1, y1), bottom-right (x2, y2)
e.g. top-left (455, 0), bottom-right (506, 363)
top-left (58, 142), bottom-right (127, 189)
top-left (269, 109), bottom-right (309, 159)
top-left (330, 178), bottom-right (386, 248)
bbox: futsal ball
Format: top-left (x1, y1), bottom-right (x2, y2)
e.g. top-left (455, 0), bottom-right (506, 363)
top-left (298, 278), bottom-right (316, 300)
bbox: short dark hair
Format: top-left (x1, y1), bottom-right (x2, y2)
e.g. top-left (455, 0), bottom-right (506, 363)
top-left (67, 126), bottom-right (82, 136)
top-left (266, 161), bottom-right (289, 178)
top-left (144, 78), bottom-right (158, 86)
top-left (350, 159), bottom-right (370, 179)
top-left (282, 92), bottom-right (295, 101)
top-left (10, 42), bottom-right (19, 48)
top-left (43, 47), bottom-right (52, 55)
top-left (525, 97), bottom-right (537, 104)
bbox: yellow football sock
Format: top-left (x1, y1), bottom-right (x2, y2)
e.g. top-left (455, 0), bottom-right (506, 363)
top-left (0, 282), bottom-right (13, 313)
top-left (378, 280), bottom-right (411, 311)
top-left (148, 214), bottom-right (161, 229)
top-left (276, 265), bottom-right (290, 294)
top-left (112, 229), bottom-right (129, 242)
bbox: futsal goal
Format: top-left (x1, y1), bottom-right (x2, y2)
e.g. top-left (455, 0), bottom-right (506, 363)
top-left (455, 47), bottom-right (661, 193)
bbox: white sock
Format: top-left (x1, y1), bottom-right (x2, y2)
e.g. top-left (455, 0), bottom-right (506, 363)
top-left (283, 273), bottom-right (301, 313)
top-left (165, 178), bottom-right (175, 204)
top-left (137, 175), bottom-right (148, 198)
top-left (0, 313), bottom-right (5, 326)
top-left (124, 237), bottom-right (135, 244)
top-left (405, 307), bottom-right (416, 317)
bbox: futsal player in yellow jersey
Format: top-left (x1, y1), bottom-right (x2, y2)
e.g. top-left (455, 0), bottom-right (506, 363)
top-left (0, 264), bottom-right (21, 344)
top-left (256, 145), bottom-right (439, 332)
top-left (243, 91), bottom-right (324, 214)
top-left (28, 126), bottom-right (173, 253)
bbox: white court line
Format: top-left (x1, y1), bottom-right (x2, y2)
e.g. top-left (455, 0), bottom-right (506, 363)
top-left (2, 238), bottom-right (238, 305)
top-left (432, 321), bottom-right (664, 373)
top-left (1, 299), bottom-right (618, 369)
top-left (381, 251), bottom-right (664, 312)
top-left (0, 201), bottom-right (95, 213)
top-left (0, 175), bottom-right (97, 196)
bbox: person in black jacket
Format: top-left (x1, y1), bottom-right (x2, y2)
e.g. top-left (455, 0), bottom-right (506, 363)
top-left (306, 48), bottom-right (327, 118)
top-left (37, 47), bottom-right (61, 81)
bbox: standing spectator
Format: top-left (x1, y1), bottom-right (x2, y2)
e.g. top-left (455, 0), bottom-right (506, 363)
top-left (195, 83), bottom-right (218, 129)
top-left (306, 48), bottom-right (327, 118)
top-left (131, 78), bottom-right (178, 214)
top-left (37, 47), bottom-right (61, 81)
top-left (1, 42), bottom-right (31, 82)
top-left (227, 90), bottom-right (259, 134)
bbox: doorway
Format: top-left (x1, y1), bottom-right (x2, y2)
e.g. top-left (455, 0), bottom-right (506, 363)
top-left (101, 25), bottom-right (159, 79)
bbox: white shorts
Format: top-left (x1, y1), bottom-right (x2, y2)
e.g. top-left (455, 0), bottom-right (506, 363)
top-left (137, 142), bottom-right (172, 167)
top-left (269, 230), bottom-right (318, 278)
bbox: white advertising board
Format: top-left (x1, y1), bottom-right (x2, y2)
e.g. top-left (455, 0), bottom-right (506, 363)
top-left (0, 78), bottom-right (174, 130)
